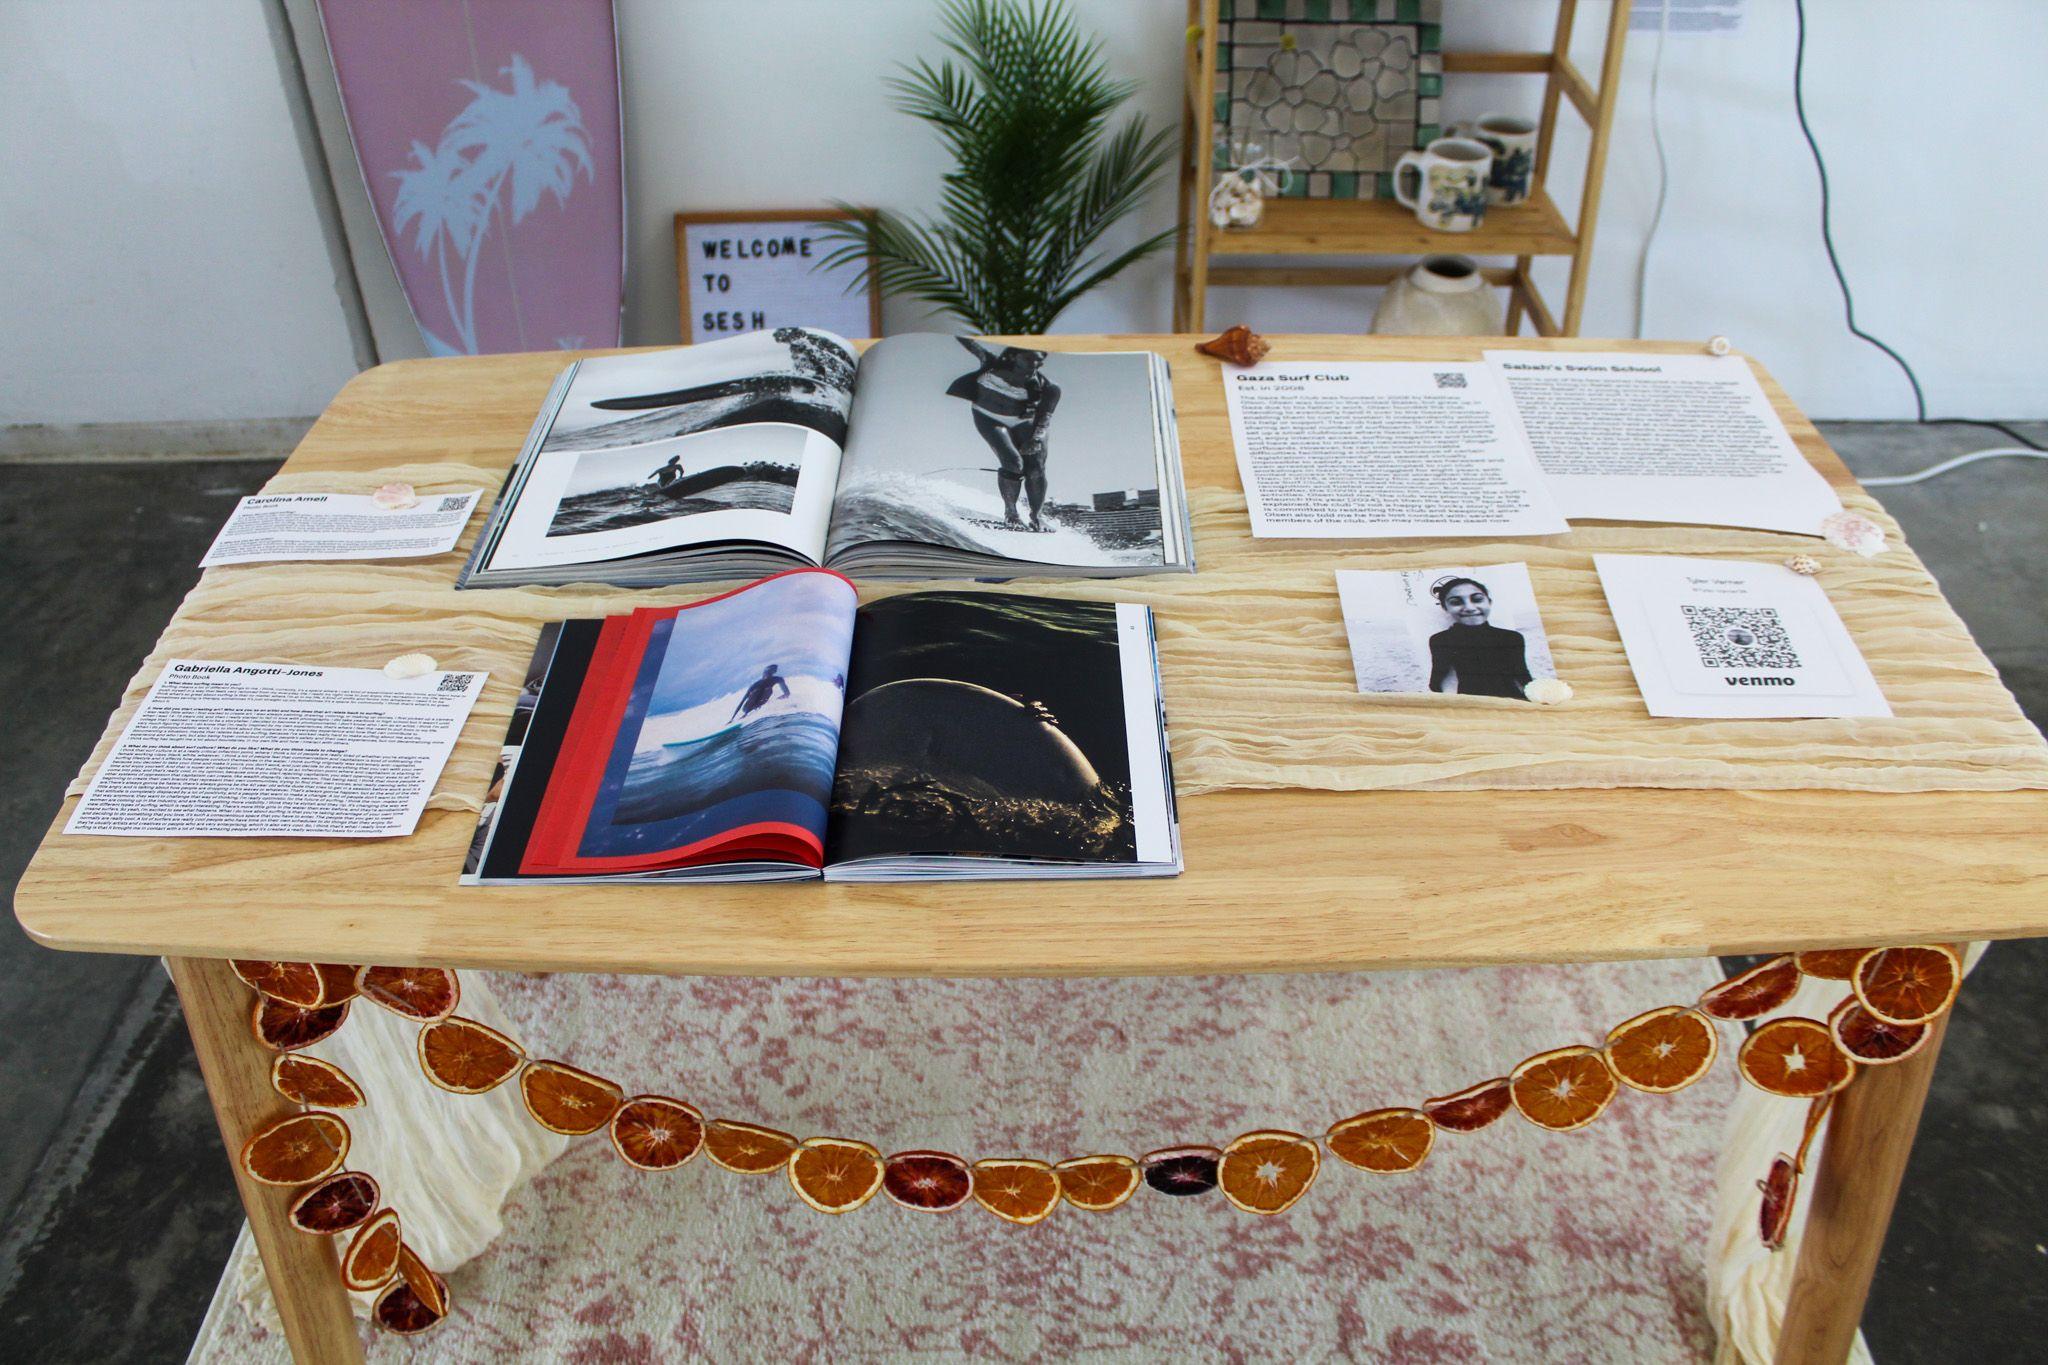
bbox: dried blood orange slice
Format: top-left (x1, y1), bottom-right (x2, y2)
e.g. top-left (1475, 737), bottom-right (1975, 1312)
top-left (1327, 1107), bottom-right (1434, 1174)
top-left (1737, 1017), bottom-right (1853, 1097)
top-left (971, 1158), bottom-right (1062, 1224)
top-left (288, 1171), bottom-right (379, 1234)
top-left (374, 1272), bottom-right (449, 1335)
top-left (355, 965), bottom-right (460, 1022)
top-left (1421, 1077), bottom-right (1512, 1133)
top-left (1793, 948), bottom-right (1870, 981)
top-left (270, 1054), bottom-right (364, 1110)
top-left (1757, 1153), bottom-right (1798, 1251)
top-left (240, 1111), bottom-right (349, 1186)
top-left (788, 1137), bottom-right (885, 1213)
top-left (518, 1060), bottom-right (622, 1135)
top-left (250, 996), bottom-right (351, 1052)
top-left (883, 1150), bottom-right (973, 1213)
top-left (1698, 956), bottom-right (1799, 1021)
top-left (231, 961), bottom-right (326, 1007)
top-left (1827, 997), bottom-right (1930, 1066)
top-left (608, 1095), bottom-right (704, 1171)
top-left (417, 1016), bottom-right (523, 1094)
top-left (395, 1241), bottom-right (447, 1318)
top-left (312, 963), bottom-right (359, 1005)
top-left (1054, 1154), bottom-right (1141, 1211)
top-left (1142, 1145), bottom-right (1222, 1197)
top-left (1217, 1130), bottom-right (1320, 1214)
top-left (341, 1209), bottom-right (402, 1291)
top-left (1852, 945), bottom-right (1960, 1027)
top-left (704, 1119), bottom-right (799, 1174)
top-left (1605, 1006), bottom-right (1720, 1094)
top-left (1510, 1046), bottom-right (1619, 1131)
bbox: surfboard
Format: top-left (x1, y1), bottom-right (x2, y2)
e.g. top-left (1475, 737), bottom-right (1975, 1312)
top-left (318, 0), bottom-right (625, 356)
top-left (664, 723), bottom-right (742, 751)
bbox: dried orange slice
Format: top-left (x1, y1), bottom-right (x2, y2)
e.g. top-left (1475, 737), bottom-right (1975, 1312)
top-left (1852, 945), bottom-right (1960, 1027)
top-left (1757, 1153), bottom-right (1798, 1251)
top-left (1604, 1006), bottom-right (1720, 1094)
top-left (1141, 1145), bottom-right (1222, 1197)
top-left (1217, 1130), bottom-right (1320, 1214)
top-left (518, 1060), bottom-right (622, 1135)
top-left (703, 1119), bottom-right (799, 1174)
top-left (395, 1241), bottom-right (447, 1318)
top-left (1795, 1092), bottom-right (1834, 1168)
top-left (1327, 1107), bottom-right (1434, 1174)
top-left (608, 1095), bottom-right (704, 1171)
top-left (374, 1270), bottom-right (449, 1335)
top-left (971, 1158), bottom-right (1062, 1224)
top-left (1737, 1017), bottom-right (1853, 1098)
top-left (312, 963), bottom-right (360, 1005)
top-left (270, 1054), bottom-right (364, 1110)
top-left (1698, 956), bottom-right (1799, 1021)
top-left (240, 1111), bottom-right (349, 1186)
top-left (288, 1170), bottom-right (379, 1234)
top-left (1793, 948), bottom-right (1870, 980)
top-left (355, 965), bottom-right (460, 1022)
top-left (1827, 997), bottom-right (1930, 1066)
top-left (788, 1137), bottom-right (885, 1213)
top-left (883, 1150), bottom-right (973, 1213)
top-left (341, 1209), bottom-right (402, 1291)
top-left (417, 1016), bottom-right (524, 1094)
top-left (231, 961), bottom-right (326, 1007)
top-left (1055, 1154), bottom-right (1141, 1211)
top-left (249, 996), bottom-right (351, 1052)
top-left (1510, 1046), bottom-right (1619, 1132)
top-left (1421, 1077), bottom-right (1512, 1133)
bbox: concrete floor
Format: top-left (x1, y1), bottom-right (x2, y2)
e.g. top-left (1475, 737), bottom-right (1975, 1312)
top-left (1, 426), bottom-right (2044, 1361)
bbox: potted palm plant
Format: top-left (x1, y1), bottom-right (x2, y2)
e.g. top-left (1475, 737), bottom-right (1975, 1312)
top-left (817, 0), bottom-right (1176, 335)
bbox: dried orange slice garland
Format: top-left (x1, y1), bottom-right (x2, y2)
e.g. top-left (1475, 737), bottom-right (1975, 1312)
top-left (228, 946), bottom-right (1964, 1332)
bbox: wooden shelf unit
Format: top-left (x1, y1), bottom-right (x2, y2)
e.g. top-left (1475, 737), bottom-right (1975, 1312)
top-left (1172, 0), bottom-right (1631, 337)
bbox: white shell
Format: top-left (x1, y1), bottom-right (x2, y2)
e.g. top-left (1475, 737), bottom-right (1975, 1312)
top-left (1785, 554), bottom-right (1822, 576)
top-left (372, 481), bottom-right (419, 510)
top-left (383, 653), bottom-right (438, 679)
top-left (1525, 677), bottom-right (1573, 705)
top-left (1706, 335), bottom-right (1732, 356)
top-left (1818, 511), bottom-right (1887, 557)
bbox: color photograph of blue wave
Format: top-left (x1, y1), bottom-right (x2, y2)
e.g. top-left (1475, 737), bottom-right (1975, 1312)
top-left (575, 571), bottom-right (855, 860)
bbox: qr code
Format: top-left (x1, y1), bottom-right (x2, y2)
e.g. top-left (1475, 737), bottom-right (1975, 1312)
top-left (1681, 606), bottom-right (1801, 670)
top-left (436, 672), bottom-right (475, 693)
top-left (1433, 371), bottom-right (1468, 389)
top-left (437, 495), bottom-right (469, 512)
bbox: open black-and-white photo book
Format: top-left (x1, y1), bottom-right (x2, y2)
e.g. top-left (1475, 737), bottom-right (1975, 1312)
top-left (457, 328), bottom-right (1192, 587)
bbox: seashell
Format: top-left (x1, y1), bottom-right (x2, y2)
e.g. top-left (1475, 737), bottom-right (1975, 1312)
top-left (371, 481), bottom-right (418, 510)
top-left (1785, 554), bottom-right (1822, 576)
top-left (1195, 325), bottom-right (1271, 367)
top-left (1525, 677), bottom-right (1573, 705)
top-left (383, 653), bottom-right (437, 680)
top-left (1818, 510), bottom-right (1886, 557)
top-left (1707, 335), bottom-right (1732, 356)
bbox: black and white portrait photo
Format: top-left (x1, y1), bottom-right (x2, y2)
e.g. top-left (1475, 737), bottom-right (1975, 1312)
top-left (543, 424), bottom-right (807, 537)
top-left (1336, 563), bottom-right (1558, 700)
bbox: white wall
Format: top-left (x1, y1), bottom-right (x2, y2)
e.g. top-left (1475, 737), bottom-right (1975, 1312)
top-left (4, 1), bottom-right (2045, 426)
top-left (0, 1), bottom-right (362, 427)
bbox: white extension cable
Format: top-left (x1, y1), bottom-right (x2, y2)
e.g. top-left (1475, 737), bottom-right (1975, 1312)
top-left (1858, 447), bottom-right (2048, 488)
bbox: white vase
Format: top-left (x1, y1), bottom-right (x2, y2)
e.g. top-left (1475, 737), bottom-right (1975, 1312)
top-left (1370, 255), bottom-right (1502, 336)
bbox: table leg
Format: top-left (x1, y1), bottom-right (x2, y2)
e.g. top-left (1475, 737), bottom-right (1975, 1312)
top-left (168, 956), bottom-right (364, 1365)
top-left (1774, 1008), bottom-right (1950, 1364)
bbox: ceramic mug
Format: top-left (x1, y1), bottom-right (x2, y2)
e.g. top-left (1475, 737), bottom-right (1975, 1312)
top-left (1392, 138), bottom-right (1493, 232)
top-left (1450, 114), bottom-right (1538, 204)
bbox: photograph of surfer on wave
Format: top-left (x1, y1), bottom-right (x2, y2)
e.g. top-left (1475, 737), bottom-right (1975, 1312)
top-left (826, 593), bottom-right (1137, 865)
top-left (542, 427), bottom-right (807, 537)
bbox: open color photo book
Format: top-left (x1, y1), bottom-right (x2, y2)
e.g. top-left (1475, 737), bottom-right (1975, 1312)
top-left (458, 328), bottom-right (1192, 586)
top-left (467, 569), bottom-right (1180, 883)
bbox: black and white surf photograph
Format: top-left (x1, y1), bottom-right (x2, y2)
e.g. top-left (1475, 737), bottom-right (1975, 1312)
top-left (828, 334), bottom-right (1168, 568)
top-left (1335, 562), bottom-right (1558, 700)
top-left (541, 326), bottom-right (858, 454)
top-left (543, 424), bottom-right (808, 537)
top-left (826, 592), bottom-right (1138, 865)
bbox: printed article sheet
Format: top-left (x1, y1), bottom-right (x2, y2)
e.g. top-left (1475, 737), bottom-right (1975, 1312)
top-left (66, 661), bottom-right (488, 838)
top-left (1594, 555), bottom-right (1889, 718)
top-left (1224, 362), bottom-right (1566, 538)
top-left (200, 490), bottom-right (480, 567)
top-left (1487, 351), bottom-right (1843, 534)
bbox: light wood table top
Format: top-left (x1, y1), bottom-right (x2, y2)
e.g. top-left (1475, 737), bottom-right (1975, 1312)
top-left (17, 336), bottom-right (2048, 977)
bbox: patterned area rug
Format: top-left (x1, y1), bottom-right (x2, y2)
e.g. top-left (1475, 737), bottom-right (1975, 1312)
top-left (192, 958), bottom-right (1729, 1362)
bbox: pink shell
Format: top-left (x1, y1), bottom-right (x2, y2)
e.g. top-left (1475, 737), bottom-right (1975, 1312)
top-left (371, 482), bottom-right (419, 510)
top-left (1818, 511), bottom-right (1886, 557)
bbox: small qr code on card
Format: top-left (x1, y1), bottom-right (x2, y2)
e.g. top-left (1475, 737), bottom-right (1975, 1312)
top-left (1681, 606), bottom-right (1800, 670)
top-left (1433, 371), bottom-right (1467, 389)
top-left (436, 673), bottom-right (475, 693)
top-left (437, 494), bottom-right (469, 513)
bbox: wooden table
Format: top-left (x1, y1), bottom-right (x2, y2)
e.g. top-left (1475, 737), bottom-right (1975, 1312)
top-left (17, 336), bottom-right (2047, 1364)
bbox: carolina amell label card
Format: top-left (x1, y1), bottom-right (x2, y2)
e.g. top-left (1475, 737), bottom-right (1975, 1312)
top-left (1594, 555), bottom-right (1889, 718)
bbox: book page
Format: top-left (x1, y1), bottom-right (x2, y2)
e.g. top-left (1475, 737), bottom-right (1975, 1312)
top-left (1224, 362), bottom-right (1567, 538)
top-left (828, 335), bottom-right (1171, 569)
top-left (1488, 351), bottom-right (1843, 535)
top-left (485, 329), bottom-right (857, 572)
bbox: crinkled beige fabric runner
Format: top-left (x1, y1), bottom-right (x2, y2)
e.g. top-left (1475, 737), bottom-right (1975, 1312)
top-left (69, 463), bottom-right (2048, 813)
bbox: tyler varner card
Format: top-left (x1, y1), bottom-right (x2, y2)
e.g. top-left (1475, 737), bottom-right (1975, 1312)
top-left (470, 570), bottom-right (1180, 883)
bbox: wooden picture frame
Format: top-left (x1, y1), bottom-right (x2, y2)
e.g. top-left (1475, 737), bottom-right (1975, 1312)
top-left (673, 208), bottom-right (882, 343)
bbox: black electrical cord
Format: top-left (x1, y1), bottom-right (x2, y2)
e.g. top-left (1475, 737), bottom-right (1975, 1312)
top-left (1791, 0), bottom-right (2043, 452)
